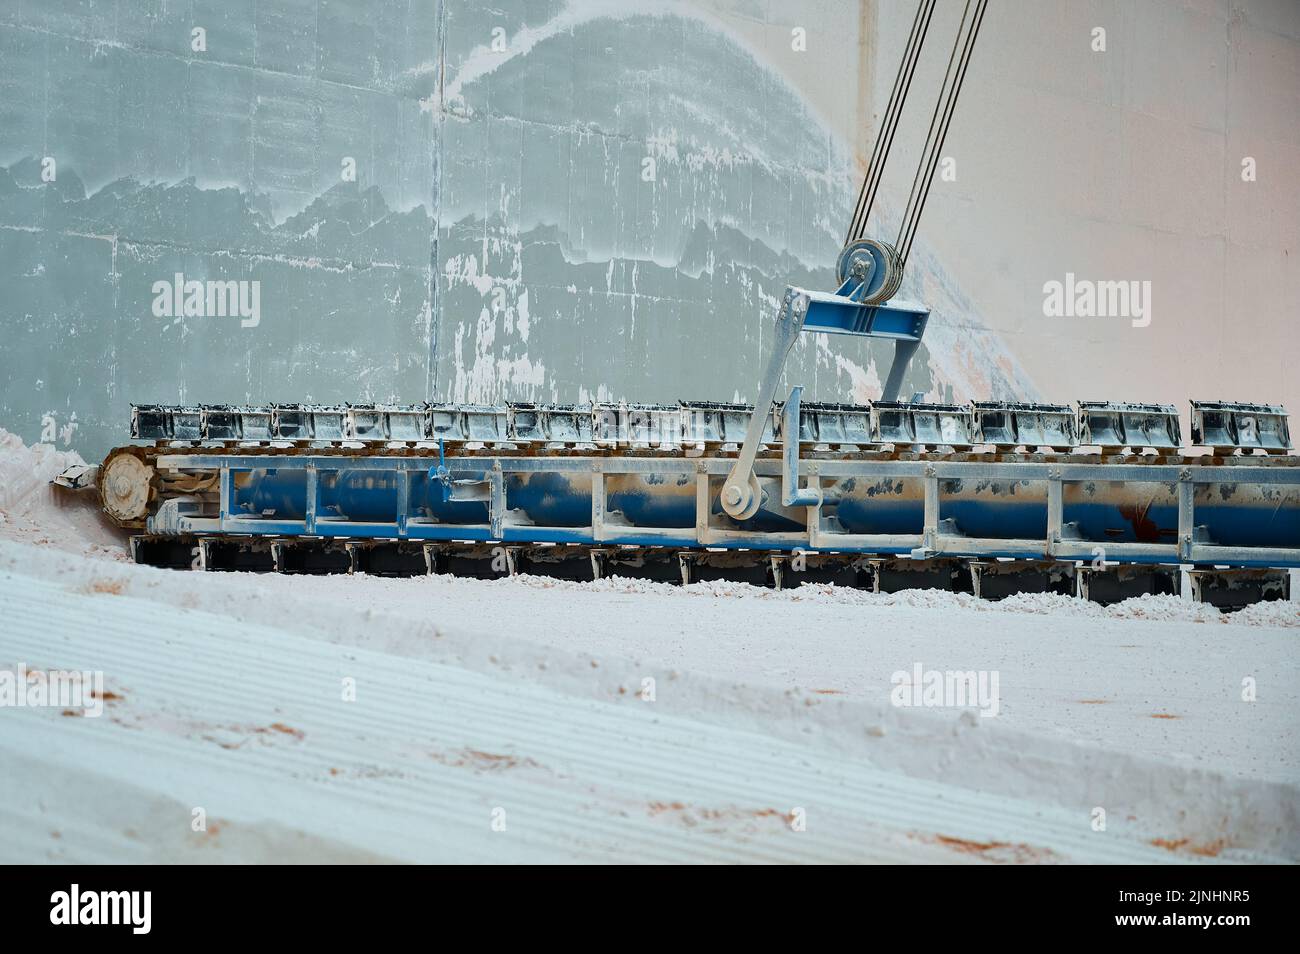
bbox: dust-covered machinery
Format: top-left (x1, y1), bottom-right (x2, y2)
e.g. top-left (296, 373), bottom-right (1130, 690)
top-left (61, 0), bottom-right (1299, 608)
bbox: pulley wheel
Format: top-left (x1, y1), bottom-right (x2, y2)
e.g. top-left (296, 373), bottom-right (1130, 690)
top-left (836, 238), bottom-right (901, 305)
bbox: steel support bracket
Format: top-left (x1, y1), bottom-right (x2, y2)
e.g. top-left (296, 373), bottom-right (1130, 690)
top-left (781, 386), bottom-right (823, 508)
top-left (1177, 469), bottom-right (1195, 563)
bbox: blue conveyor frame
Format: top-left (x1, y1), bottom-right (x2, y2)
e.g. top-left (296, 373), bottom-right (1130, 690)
top-left (147, 450), bottom-right (1300, 569)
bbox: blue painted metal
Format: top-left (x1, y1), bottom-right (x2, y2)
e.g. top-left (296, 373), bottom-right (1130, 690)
top-left (144, 449), bottom-right (1300, 569)
top-left (802, 289), bottom-right (928, 340)
top-left (430, 438), bottom-right (451, 502)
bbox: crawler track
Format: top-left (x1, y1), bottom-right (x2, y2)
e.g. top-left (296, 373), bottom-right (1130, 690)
top-left (126, 533), bottom-right (1293, 610)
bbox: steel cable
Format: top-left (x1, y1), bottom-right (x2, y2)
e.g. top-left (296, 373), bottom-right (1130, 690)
top-left (896, 0), bottom-right (988, 267)
top-left (846, 0), bottom-right (937, 244)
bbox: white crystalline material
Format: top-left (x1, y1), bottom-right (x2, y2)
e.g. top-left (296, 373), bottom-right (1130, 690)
top-left (506, 572), bottom-right (1297, 627)
top-left (1234, 599), bottom-right (1300, 627)
top-left (2, 531), bottom-right (1299, 859)
top-left (0, 428), bottom-right (127, 559)
top-left (1105, 594), bottom-right (1228, 625)
top-left (0, 428), bottom-right (84, 511)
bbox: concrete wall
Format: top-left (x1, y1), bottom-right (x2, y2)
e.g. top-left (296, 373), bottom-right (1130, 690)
top-left (1, 0), bottom-right (440, 459)
top-left (873, 0), bottom-right (1300, 427)
top-left (0, 0), bottom-right (1294, 461)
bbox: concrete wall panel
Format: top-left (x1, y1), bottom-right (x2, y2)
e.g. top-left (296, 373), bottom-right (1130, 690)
top-left (0, 0), bottom-right (1293, 461)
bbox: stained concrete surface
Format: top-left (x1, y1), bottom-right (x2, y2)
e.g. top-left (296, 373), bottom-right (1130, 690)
top-left (0, 1), bottom-right (1294, 461)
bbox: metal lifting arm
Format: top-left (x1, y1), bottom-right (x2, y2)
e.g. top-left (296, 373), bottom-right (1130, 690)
top-left (719, 282), bottom-right (928, 520)
top-left (719, 0), bottom-right (988, 522)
